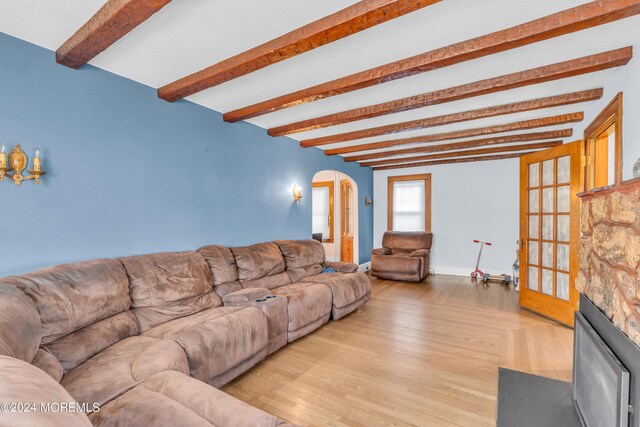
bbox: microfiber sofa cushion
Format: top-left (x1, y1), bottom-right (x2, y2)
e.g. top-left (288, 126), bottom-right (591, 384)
top-left (373, 254), bottom-right (421, 275)
top-left (271, 283), bottom-right (332, 342)
top-left (61, 336), bottom-right (189, 412)
top-left (197, 245), bottom-right (243, 297)
top-left (2, 259), bottom-right (130, 344)
top-left (231, 242), bottom-right (291, 289)
top-left (274, 239), bottom-right (325, 282)
top-left (383, 231), bottom-right (433, 253)
top-left (44, 311), bottom-right (139, 373)
top-left (0, 284), bottom-right (41, 363)
top-left (119, 251), bottom-right (221, 331)
top-left (301, 272), bottom-right (371, 313)
top-left (304, 274), bottom-right (371, 320)
top-left (1, 259), bottom-right (137, 371)
top-left (141, 306), bottom-right (268, 386)
top-left (274, 239), bottom-right (359, 281)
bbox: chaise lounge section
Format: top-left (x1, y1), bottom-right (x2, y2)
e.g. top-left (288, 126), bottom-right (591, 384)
top-left (0, 239), bottom-right (371, 426)
top-left (276, 240), bottom-right (371, 320)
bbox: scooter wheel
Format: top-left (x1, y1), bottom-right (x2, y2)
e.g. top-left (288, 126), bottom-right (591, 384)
top-left (471, 272), bottom-right (477, 279)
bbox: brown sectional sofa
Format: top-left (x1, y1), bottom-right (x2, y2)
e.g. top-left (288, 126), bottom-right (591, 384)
top-left (0, 239), bottom-right (370, 426)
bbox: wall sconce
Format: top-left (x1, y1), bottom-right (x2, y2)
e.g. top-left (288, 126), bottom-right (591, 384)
top-left (365, 196), bottom-right (373, 206)
top-left (292, 184), bottom-right (302, 203)
top-left (0, 144), bottom-right (46, 186)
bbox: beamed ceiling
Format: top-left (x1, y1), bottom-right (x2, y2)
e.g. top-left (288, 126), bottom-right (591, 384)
top-left (2, 0), bottom-right (640, 170)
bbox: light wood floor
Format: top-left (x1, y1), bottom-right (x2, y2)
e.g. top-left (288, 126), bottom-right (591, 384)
top-left (222, 274), bottom-right (574, 426)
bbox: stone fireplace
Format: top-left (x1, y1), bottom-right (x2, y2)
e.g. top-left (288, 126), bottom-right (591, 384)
top-left (575, 178), bottom-right (640, 426)
top-left (576, 178), bottom-right (640, 346)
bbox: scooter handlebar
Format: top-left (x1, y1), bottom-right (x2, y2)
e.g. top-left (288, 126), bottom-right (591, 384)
top-left (473, 240), bottom-right (493, 245)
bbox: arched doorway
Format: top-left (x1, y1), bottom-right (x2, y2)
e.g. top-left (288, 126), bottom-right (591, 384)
top-left (312, 170), bottom-right (359, 264)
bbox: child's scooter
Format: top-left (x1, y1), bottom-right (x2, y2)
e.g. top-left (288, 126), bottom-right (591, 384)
top-left (471, 240), bottom-right (512, 284)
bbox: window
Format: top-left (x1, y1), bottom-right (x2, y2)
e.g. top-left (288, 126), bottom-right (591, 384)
top-left (312, 181), bottom-right (334, 242)
top-left (388, 174), bottom-right (431, 232)
top-left (585, 93), bottom-right (623, 190)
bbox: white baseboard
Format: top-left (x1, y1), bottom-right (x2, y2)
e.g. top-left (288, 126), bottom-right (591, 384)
top-left (326, 256), bottom-right (339, 262)
top-left (432, 266), bottom-right (470, 277)
top-left (359, 262), bottom-right (371, 272)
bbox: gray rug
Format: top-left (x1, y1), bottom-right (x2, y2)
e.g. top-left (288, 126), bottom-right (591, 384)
top-left (497, 368), bottom-right (581, 427)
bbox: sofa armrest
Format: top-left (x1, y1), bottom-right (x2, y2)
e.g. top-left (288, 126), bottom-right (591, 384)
top-left (371, 247), bottom-right (391, 256)
top-left (323, 261), bottom-right (359, 273)
top-left (222, 289), bottom-right (288, 355)
top-left (222, 288), bottom-right (271, 305)
top-left (410, 249), bottom-right (430, 257)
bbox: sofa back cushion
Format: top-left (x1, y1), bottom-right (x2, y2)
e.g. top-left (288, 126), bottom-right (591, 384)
top-left (0, 284), bottom-right (41, 363)
top-left (46, 311), bottom-right (139, 373)
top-left (274, 240), bottom-right (326, 282)
top-left (2, 259), bottom-right (136, 371)
top-left (3, 259), bottom-right (131, 342)
top-left (197, 245), bottom-right (242, 297)
top-left (382, 231), bottom-right (433, 254)
top-left (119, 251), bottom-right (221, 332)
top-left (231, 242), bottom-right (290, 289)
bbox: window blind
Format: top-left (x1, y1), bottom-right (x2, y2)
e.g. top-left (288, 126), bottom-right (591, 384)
top-left (392, 180), bottom-right (425, 231)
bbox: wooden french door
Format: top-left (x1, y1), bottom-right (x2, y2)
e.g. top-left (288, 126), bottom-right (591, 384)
top-left (519, 141), bottom-right (583, 326)
top-left (340, 179), bottom-right (354, 262)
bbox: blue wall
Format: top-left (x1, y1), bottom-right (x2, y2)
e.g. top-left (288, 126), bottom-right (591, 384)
top-left (0, 33), bottom-right (373, 276)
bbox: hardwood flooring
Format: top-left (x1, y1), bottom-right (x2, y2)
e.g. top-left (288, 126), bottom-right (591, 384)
top-left (222, 274), bottom-right (574, 426)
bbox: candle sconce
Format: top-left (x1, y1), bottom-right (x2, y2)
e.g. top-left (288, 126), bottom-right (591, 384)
top-left (0, 144), bottom-right (46, 185)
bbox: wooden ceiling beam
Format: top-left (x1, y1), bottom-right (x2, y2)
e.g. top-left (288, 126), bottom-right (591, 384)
top-left (344, 129), bottom-right (572, 162)
top-left (158, 0), bottom-right (440, 102)
top-left (269, 48), bottom-right (632, 136)
top-left (319, 112), bottom-right (582, 154)
top-left (372, 152), bottom-right (531, 170)
top-left (228, 0), bottom-right (640, 123)
top-left (300, 89), bottom-right (602, 146)
top-left (56, 0), bottom-right (172, 69)
top-left (360, 140), bottom-right (562, 167)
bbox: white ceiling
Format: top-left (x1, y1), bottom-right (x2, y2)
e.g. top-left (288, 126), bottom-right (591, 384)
top-left (2, 0), bottom-right (640, 167)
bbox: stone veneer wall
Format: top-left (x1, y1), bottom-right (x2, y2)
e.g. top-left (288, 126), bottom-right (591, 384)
top-left (576, 178), bottom-right (640, 346)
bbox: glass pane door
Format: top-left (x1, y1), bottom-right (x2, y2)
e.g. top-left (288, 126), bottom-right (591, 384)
top-left (520, 141), bottom-right (582, 327)
top-left (526, 156), bottom-right (571, 301)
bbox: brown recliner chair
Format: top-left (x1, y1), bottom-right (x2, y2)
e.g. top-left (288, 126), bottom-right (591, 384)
top-left (371, 231), bottom-right (433, 282)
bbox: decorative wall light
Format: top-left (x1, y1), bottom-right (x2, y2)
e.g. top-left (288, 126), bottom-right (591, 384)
top-left (364, 196), bottom-right (373, 206)
top-left (0, 144), bottom-right (46, 185)
top-left (292, 184), bottom-right (302, 202)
